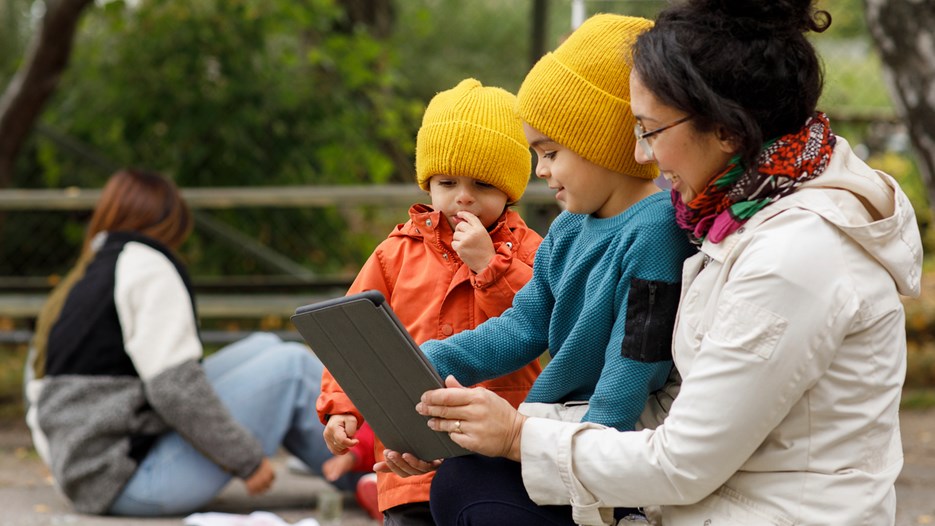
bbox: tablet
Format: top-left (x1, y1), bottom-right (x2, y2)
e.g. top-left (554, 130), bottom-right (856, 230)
top-left (292, 290), bottom-right (471, 460)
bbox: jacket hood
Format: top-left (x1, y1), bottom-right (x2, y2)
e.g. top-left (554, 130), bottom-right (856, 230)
top-left (390, 203), bottom-right (443, 241)
top-left (799, 137), bottom-right (923, 297)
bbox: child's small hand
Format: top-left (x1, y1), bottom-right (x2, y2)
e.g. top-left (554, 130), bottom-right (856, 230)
top-left (374, 449), bottom-right (442, 478)
top-left (322, 452), bottom-right (357, 481)
top-left (452, 211), bottom-right (496, 273)
top-left (323, 414), bottom-right (360, 455)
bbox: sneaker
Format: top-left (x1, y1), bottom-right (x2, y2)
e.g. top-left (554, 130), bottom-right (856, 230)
top-left (355, 473), bottom-right (381, 521)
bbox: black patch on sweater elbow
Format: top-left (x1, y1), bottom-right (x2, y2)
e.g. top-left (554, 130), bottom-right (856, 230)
top-left (621, 278), bottom-right (680, 363)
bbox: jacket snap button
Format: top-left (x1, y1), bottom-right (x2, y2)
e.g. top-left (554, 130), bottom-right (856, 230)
top-left (505, 242), bottom-right (513, 249)
top-left (426, 219), bottom-right (432, 227)
top-left (441, 324), bottom-right (453, 336)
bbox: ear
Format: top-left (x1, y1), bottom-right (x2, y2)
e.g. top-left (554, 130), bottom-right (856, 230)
top-left (714, 126), bottom-right (741, 155)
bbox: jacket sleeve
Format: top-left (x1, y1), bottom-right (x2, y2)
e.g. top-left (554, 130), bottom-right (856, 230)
top-left (147, 360), bottom-right (264, 479)
top-left (521, 212), bottom-right (859, 509)
top-left (423, 234), bottom-right (553, 386)
top-left (582, 220), bottom-right (687, 431)
top-left (316, 249), bottom-right (392, 425)
top-left (471, 224), bottom-right (543, 318)
top-left (114, 243), bottom-right (263, 479)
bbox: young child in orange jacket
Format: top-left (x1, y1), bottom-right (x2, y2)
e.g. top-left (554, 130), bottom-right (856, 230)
top-left (316, 78), bottom-right (544, 525)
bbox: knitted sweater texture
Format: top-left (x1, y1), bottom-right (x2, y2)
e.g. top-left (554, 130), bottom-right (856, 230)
top-left (423, 192), bottom-right (696, 430)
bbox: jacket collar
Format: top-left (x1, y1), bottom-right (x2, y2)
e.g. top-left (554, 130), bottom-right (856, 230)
top-left (699, 137), bottom-right (922, 297)
top-left (391, 203), bottom-right (517, 246)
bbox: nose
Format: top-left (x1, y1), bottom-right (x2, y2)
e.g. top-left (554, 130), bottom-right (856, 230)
top-left (533, 159), bottom-right (548, 180)
top-left (456, 186), bottom-right (476, 204)
top-left (634, 141), bottom-right (654, 165)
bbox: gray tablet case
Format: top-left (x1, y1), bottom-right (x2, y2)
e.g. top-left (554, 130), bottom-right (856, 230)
top-left (291, 290), bottom-right (471, 460)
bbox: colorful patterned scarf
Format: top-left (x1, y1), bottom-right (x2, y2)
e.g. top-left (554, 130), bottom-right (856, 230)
top-left (673, 112), bottom-right (836, 245)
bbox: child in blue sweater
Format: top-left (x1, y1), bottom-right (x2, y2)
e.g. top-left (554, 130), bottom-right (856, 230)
top-left (379, 14), bottom-right (697, 526)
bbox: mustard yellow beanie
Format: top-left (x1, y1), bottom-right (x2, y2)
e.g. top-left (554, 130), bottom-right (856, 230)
top-left (416, 79), bottom-right (531, 203)
top-left (518, 14), bottom-right (658, 179)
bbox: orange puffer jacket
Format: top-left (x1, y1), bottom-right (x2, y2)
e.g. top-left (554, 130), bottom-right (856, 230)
top-left (317, 203), bottom-right (543, 512)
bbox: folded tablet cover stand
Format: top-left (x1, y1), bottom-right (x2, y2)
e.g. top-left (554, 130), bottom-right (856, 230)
top-left (292, 290), bottom-right (470, 460)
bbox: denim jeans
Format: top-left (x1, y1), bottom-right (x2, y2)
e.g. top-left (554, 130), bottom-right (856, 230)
top-left (109, 332), bottom-right (334, 516)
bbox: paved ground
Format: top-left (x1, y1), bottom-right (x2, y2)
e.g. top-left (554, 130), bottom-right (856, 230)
top-left (2, 410), bottom-right (934, 525)
top-left (0, 418), bottom-right (377, 526)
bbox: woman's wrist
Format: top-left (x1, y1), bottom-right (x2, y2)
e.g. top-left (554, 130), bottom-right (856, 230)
top-left (506, 412), bottom-right (527, 461)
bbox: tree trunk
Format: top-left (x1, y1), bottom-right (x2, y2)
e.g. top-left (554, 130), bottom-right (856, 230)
top-left (0, 0), bottom-right (94, 187)
top-left (338, 0), bottom-right (395, 39)
top-left (864, 0), bottom-right (935, 217)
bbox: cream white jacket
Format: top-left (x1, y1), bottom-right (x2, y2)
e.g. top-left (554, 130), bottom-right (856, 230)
top-left (520, 138), bottom-right (923, 525)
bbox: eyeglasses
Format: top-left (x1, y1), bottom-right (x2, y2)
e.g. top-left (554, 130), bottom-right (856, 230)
top-left (634, 115), bottom-right (693, 159)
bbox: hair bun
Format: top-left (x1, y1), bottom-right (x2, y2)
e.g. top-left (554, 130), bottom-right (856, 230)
top-left (687, 0), bottom-right (830, 34)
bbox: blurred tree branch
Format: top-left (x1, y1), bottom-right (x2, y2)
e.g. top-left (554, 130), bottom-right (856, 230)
top-left (0, 0), bottom-right (93, 187)
top-left (339, 0), bottom-right (395, 38)
top-left (864, 0), bottom-right (935, 216)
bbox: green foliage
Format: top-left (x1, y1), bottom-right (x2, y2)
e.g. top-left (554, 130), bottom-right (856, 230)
top-left (902, 389), bottom-right (935, 410)
top-left (0, 345), bottom-right (26, 419)
top-left (11, 0), bottom-right (425, 275)
top-left (817, 40), bottom-right (893, 114)
top-left (817, 0), bottom-right (868, 39)
top-left (2, 0), bottom-right (930, 282)
top-left (391, 0), bottom-right (663, 101)
top-left (0, 0), bottom-right (31, 81)
top-left (34, 0), bottom-right (422, 190)
top-left (392, 0), bottom-right (531, 100)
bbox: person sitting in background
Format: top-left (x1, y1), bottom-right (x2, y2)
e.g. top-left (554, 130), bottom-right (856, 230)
top-left (25, 169), bottom-right (339, 516)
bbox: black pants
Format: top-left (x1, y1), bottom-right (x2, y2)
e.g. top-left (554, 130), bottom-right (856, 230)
top-left (384, 501), bottom-right (435, 526)
top-left (429, 454), bottom-right (641, 526)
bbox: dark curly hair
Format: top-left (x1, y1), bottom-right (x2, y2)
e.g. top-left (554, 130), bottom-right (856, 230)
top-left (632, 0), bottom-right (831, 167)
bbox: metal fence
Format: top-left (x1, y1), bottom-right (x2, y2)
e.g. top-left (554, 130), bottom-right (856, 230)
top-left (0, 183), bottom-right (561, 343)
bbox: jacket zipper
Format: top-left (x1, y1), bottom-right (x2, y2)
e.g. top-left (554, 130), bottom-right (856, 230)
top-left (640, 282), bottom-right (657, 361)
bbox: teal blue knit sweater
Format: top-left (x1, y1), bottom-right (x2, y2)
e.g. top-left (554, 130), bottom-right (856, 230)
top-left (422, 192), bottom-right (697, 430)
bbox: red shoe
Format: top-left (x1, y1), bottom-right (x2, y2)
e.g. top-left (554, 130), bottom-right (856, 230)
top-left (355, 473), bottom-right (381, 521)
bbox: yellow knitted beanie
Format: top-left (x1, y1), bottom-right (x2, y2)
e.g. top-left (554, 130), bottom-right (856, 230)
top-left (518, 14), bottom-right (658, 179)
top-left (416, 79), bottom-right (532, 203)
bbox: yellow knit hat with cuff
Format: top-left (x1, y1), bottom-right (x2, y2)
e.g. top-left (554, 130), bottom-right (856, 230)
top-left (518, 14), bottom-right (658, 179)
top-left (416, 78), bottom-right (532, 203)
